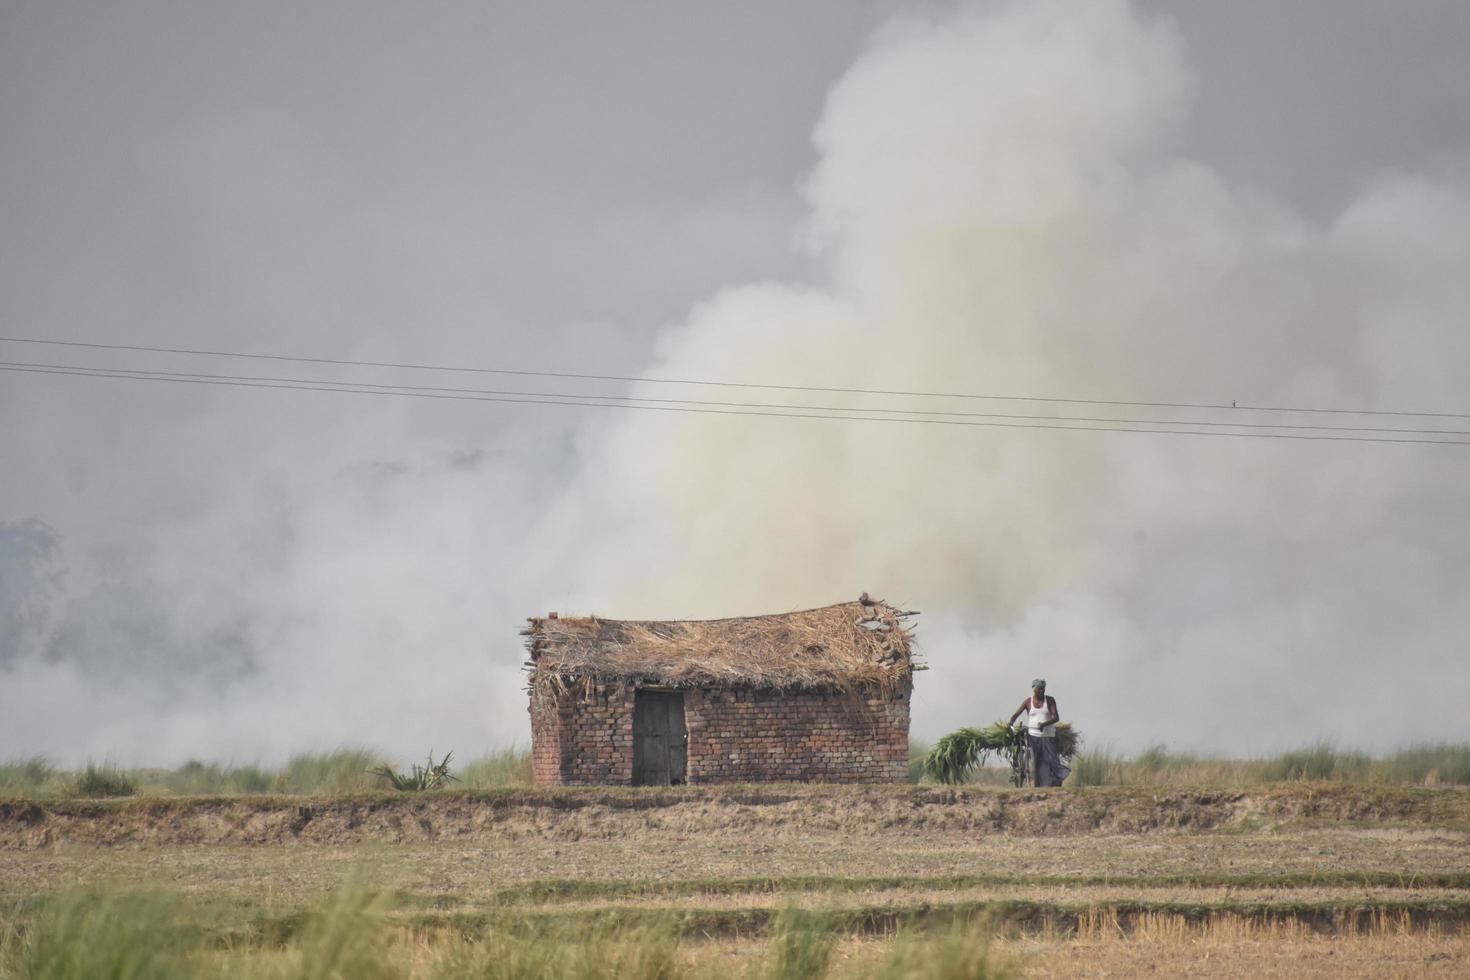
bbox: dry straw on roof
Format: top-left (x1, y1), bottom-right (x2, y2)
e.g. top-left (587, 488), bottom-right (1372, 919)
top-left (524, 595), bottom-right (920, 696)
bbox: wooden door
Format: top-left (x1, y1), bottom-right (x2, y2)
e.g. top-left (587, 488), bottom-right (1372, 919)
top-left (633, 690), bottom-right (686, 786)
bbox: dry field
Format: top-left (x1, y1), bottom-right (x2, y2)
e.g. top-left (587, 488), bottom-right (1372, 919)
top-left (2, 784), bottom-right (1468, 977)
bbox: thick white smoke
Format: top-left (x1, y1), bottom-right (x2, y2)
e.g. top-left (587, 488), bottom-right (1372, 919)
top-left (2, 0), bottom-right (1467, 764)
top-left (536, 0), bottom-right (1470, 752)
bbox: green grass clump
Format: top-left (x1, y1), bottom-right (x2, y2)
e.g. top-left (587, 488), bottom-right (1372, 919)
top-left (765, 907), bottom-right (835, 980)
top-left (906, 739), bottom-right (931, 784)
top-left (371, 752), bottom-right (459, 792)
top-left (1134, 744), bottom-right (1186, 773)
top-left (1256, 743), bottom-right (1470, 785)
top-left (272, 749), bottom-right (380, 795)
top-left (459, 746), bottom-right (533, 790)
top-left (1024, 742), bottom-right (1470, 788)
top-left (71, 762), bottom-right (136, 798)
top-left (3, 890), bottom-right (193, 980)
top-left (282, 888), bottom-right (398, 980)
top-left (863, 920), bottom-right (1012, 979)
top-left (0, 756), bottom-right (59, 798)
top-left (434, 914), bottom-right (680, 980)
top-left (1134, 745), bottom-right (1226, 782)
top-left (1068, 748), bottom-right (1123, 788)
top-left (1, 888), bottom-right (401, 980)
top-left (1380, 743), bottom-right (1470, 785)
top-left (162, 760), bottom-right (273, 796)
top-left (1262, 742), bottom-right (1371, 782)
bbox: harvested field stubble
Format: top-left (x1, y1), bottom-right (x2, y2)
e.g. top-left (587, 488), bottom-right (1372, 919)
top-left (2, 784), bottom-right (1467, 849)
top-left (2, 785), bottom-right (1468, 977)
top-left (997, 910), bottom-right (1470, 979)
top-left (2, 888), bottom-right (1465, 979)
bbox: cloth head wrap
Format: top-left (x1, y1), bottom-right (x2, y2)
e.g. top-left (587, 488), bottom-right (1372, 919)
top-left (1031, 678), bottom-right (1047, 690)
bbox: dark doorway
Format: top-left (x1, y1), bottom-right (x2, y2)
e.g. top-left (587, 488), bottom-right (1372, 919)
top-left (632, 690), bottom-right (687, 786)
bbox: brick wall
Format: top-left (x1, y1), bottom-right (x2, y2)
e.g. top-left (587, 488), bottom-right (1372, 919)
top-left (530, 682), bottom-right (635, 785)
top-left (530, 681), bottom-right (910, 786)
top-left (527, 688), bottom-right (565, 787)
top-left (684, 685), bottom-right (909, 783)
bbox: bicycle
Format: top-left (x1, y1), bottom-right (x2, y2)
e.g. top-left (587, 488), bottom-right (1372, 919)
top-left (1006, 725), bottom-right (1033, 787)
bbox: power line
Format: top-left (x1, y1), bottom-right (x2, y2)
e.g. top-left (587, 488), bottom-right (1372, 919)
top-left (5, 358), bottom-right (1469, 439)
top-left (3, 334), bottom-right (1465, 421)
top-left (5, 363), bottom-right (1468, 446)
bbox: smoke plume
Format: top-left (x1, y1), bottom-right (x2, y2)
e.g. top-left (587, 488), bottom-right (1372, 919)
top-left (2, 1), bottom-right (1467, 764)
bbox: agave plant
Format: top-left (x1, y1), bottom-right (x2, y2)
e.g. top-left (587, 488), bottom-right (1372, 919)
top-left (923, 723), bottom-right (1080, 785)
top-left (369, 751), bottom-right (459, 791)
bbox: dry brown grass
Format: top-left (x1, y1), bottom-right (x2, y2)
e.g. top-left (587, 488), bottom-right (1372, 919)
top-left (1000, 910), bottom-right (1470, 978)
top-left (3, 805), bottom-right (1467, 913)
top-left (679, 916), bottom-right (1470, 979)
top-left (4, 786), bottom-right (1468, 977)
top-left (5, 783), bottom-right (1467, 849)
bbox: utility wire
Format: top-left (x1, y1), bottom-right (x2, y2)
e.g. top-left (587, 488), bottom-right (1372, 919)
top-left (4, 359), bottom-right (1468, 439)
top-left (3, 334), bottom-right (1465, 421)
top-left (5, 363), bottom-right (1468, 446)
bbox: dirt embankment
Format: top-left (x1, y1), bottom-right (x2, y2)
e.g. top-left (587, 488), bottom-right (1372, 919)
top-left (1, 785), bottom-right (1465, 849)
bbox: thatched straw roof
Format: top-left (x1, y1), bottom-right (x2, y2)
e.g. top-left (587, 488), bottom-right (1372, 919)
top-left (524, 594), bottom-right (920, 695)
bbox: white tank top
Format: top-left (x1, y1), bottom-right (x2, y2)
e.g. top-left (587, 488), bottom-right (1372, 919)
top-left (1026, 699), bottom-right (1055, 737)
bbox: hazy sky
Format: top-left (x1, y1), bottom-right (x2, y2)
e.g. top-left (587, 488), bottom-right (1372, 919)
top-left (2, 1), bottom-right (1468, 766)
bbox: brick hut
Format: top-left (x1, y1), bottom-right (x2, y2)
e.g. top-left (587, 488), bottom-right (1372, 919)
top-left (524, 595), bottom-right (920, 786)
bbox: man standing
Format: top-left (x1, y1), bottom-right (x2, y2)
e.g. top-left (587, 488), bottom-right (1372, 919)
top-left (1008, 678), bottom-right (1068, 787)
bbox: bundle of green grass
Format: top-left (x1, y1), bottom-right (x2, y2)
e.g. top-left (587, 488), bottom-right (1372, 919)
top-left (922, 722), bottom-right (1080, 785)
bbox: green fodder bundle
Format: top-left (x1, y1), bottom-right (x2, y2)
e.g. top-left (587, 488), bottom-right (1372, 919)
top-left (1054, 723), bottom-right (1079, 759)
top-left (923, 724), bottom-right (1080, 785)
top-left (923, 725), bottom-right (1016, 785)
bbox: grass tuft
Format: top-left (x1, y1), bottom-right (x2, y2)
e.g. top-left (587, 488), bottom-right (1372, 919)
top-left (5, 890), bottom-right (191, 979)
top-left (272, 749), bottom-right (380, 795)
top-left (371, 752), bottom-right (459, 792)
top-left (1262, 742), bottom-right (1370, 782)
top-left (459, 746), bottom-right (533, 790)
top-left (162, 760), bottom-right (273, 796)
top-left (1379, 743), bottom-right (1470, 785)
top-left (906, 739), bottom-right (931, 784)
top-left (70, 762), bottom-right (135, 799)
top-left (431, 911), bottom-right (680, 980)
top-left (0, 756), bottom-right (59, 798)
top-left (1134, 744), bottom-right (1174, 772)
top-left (1068, 748), bottom-right (1123, 788)
top-left (288, 888), bottom-right (398, 980)
top-left (764, 906), bottom-right (836, 980)
top-left (864, 918), bottom-right (1013, 979)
